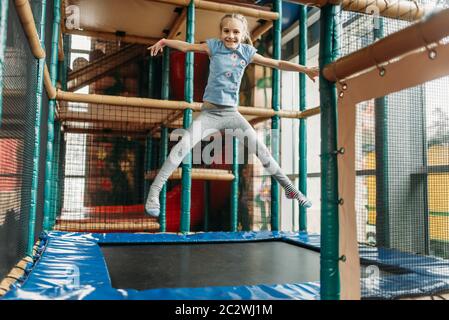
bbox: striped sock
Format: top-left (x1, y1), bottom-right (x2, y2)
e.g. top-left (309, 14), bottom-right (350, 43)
top-left (285, 184), bottom-right (312, 208)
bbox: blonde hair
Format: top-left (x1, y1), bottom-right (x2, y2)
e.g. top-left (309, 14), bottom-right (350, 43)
top-left (220, 13), bottom-right (253, 46)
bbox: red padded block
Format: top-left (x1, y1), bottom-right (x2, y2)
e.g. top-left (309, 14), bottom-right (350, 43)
top-left (165, 180), bottom-right (205, 232)
top-left (170, 51), bottom-right (209, 102)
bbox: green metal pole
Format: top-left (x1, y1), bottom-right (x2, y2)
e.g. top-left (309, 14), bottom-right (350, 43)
top-left (57, 131), bottom-right (65, 216)
top-left (49, 121), bottom-right (61, 228)
top-left (144, 51), bottom-right (156, 195)
top-left (144, 136), bottom-right (153, 204)
top-left (319, 4), bottom-right (340, 300)
top-left (180, 0), bottom-right (194, 233)
top-left (43, 0), bottom-right (61, 231)
top-left (159, 127), bottom-right (168, 232)
top-left (60, 34), bottom-right (70, 91)
top-left (53, 35), bottom-right (70, 218)
top-left (161, 45), bottom-right (170, 101)
top-left (204, 181), bottom-right (210, 231)
top-left (298, 5), bottom-right (308, 232)
top-left (230, 137), bottom-right (239, 231)
top-left (145, 54), bottom-right (155, 217)
top-left (27, 0), bottom-right (47, 255)
top-left (0, 0), bottom-right (9, 126)
top-left (159, 48), bottom-right (170, 232)
top-left (270, 0), bottom-right (281, 231)
top-left (148, 56), bottom-right (155, 98)
top-left (374, 20), bottom-right (390, 248)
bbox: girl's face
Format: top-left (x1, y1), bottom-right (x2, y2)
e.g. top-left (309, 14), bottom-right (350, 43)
top-left (220, 18), bottom-right (244, 50)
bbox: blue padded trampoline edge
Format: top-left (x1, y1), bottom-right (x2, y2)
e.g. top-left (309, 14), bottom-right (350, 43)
top-left (4, 231), bottom-right (449, 300)
top-left (1, 231), bottom-right (322, 300)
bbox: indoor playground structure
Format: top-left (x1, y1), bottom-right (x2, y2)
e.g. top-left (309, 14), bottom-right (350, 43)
top-left (0, 0), bottom-right (449, 300)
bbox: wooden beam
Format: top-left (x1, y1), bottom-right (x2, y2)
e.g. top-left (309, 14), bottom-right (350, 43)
top-left (62, 127), bottom-right (149, 137)
top-left (249, 116), bottom-right (271, 126)
top-left (55, 91), bottom-right (308, 119)
top-left (67, 44), bottom-right (145, 92)
top-left (168, 7), bottom-right (187, 39)
top-left (285, 0), bottom-right (426, 21)
top-left (323, 8), bottom-right (449, 82)
top-left (44, 64), bottom-right (57, 99)
top-left (14, 0), bottom-right (45, 58)
top-left (146, 168), bottom-right (235, 181)
top-left (300, 106), bottom-right (320, 119)
top-left (149, 110), bottom-right (184, 135)
top-left (63, 27), bottom-right (159, 46)
top-left (54, 221), bottom-right (160, 232)
top-left (146, 0), bottom-right (279, 20)
top-left (251, 20), bottom-right (273, 43)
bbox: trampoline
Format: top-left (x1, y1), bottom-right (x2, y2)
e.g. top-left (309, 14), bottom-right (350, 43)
top-left (2, 231), bottom-right (323, 300)
top-left (2, 230), bottom-right (449, 300)
top-left (101, 241), bottom-right (319, 290)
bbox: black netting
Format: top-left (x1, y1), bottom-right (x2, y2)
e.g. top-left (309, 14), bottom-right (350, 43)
top-left (57, 131), bottom-right (155, 233)
top-left (355, 78), bottom-right (449, 299)
top-left (44, 0), bottom-right (54, 67)
top-left (330, 0), bottom-right (449, 299)
top-left (336, 0), bottom-right (449, 59)
top-left (0, 0), bottom-right (39, 279)
top-left (67, 35), bottom-right (147, 97)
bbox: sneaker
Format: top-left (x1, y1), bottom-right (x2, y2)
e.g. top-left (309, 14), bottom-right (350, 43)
top-left (285, 184), bottom-right (312, 208)
top-left (145, 197), bottom-right (160, 217)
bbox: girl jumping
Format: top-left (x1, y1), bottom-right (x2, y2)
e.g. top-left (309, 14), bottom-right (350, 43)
top-left (145, 13), bottom-right (319, 217)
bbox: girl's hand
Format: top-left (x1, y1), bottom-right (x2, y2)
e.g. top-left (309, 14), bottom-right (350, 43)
top-left (147, 38), bottom-right (166, 56)
top-left (306, 66), bottom-right (319, 82)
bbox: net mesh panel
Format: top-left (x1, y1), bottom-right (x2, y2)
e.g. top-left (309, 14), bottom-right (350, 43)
top-left (55, 34), bottom-right (159, 232)
top-left (341, 0), bottom-right (449, 298)
top-left (355, 77), bottom-right (449, 299)
top-left (44, 0), bottom-right (53, 66)
top-left (58, 32), bottom-right (272, 233)
top-left (305, 45), bottom-right (321, 235)
top-left (280, 23), bottom-right (322, 234)
top-left (336, 0), bottom-right (449, 59)
top-left (56, 111), bottom-right (278, 233)
top-left (0, 0), bottom-right (39, 279)
top-left (68, 36), bottom-right (148, 97)
top-left (426, 77), bottom-right (449, 259)
top-left (56, 102), bottom-right (178, 232)
top-left (235, 56), bottom-right (276, 232)
top-left (233, 119), bottom-right (273, 232)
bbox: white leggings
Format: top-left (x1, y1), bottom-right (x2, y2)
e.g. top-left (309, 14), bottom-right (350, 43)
top-left (147, 101), bottom-right (294, 199)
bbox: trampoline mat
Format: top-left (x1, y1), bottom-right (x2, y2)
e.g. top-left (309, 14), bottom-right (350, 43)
top-left (100, 241), bottom-right (320, 290)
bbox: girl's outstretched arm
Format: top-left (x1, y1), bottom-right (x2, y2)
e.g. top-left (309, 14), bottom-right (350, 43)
top-left (251, 53), bottom-right (319, 82)
top-left (148, 38), bottom-right (210, 56)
